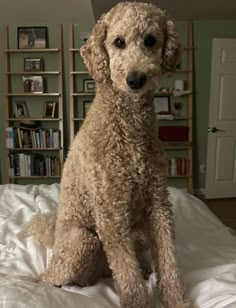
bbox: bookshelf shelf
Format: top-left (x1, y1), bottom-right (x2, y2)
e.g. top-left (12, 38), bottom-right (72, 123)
top-left (7, 71), bottom-right (60, 75)
top-left (8, 117), bottom-right (61, 121)
top-left (6, 93), bottom-right (61, 96)
top-left (72, 92), bottom-right (95, 96)
top-left (4, 25), bottom-right (64, 183)
top-left (7, 148), bottom-right (61, 151)
top-left (9, 176), bottom-right (60, 179)
top-left (5, 48), bottom-right (59, 53)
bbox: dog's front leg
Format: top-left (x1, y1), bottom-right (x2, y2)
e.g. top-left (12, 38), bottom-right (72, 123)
top-left (146, 175), bottom-right (192, 308)
top-left (95, 195), bottom-right (149, 308)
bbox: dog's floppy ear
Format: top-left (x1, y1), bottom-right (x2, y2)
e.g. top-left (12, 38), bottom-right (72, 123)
top-left (80, 14), bottom-right (110, 83)
top-left (161, 18), bottom-right (181, 74)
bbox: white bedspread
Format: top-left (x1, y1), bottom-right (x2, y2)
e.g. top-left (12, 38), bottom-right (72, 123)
top-left (0, 184), bottom-right (236, 308)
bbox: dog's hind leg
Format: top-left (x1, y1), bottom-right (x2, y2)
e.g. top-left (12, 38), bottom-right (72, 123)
top-left (40, 225), bottom-right (103, 287)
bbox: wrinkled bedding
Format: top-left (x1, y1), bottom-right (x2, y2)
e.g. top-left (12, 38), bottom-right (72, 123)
top-left (1, 184), bottom-right (236, 307)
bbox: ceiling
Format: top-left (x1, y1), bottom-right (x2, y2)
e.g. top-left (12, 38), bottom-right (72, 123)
top-left (92, 0), bottom-right (236, 21)
top-left (1, 0), bottom-right (236, 24)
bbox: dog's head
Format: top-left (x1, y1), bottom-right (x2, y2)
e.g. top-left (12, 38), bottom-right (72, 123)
top-left (80, 2), bottom-right (180, 97)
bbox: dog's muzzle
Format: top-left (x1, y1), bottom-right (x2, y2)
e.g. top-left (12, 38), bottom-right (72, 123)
top-left (126, 71), bottom-right (147, 90)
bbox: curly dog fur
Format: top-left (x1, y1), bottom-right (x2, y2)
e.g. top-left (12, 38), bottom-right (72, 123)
top-left (29, 2), bottom-right (192, 307)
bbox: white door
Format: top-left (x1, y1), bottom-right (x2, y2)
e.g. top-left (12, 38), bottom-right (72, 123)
top-left (205, 39), bottom-right (236, 199)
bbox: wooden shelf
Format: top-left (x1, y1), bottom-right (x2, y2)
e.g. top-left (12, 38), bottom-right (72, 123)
top-left (6, 93), bottom-right (61, 96)
top-left (7, 71), bottom-right (60, 75)
top-left (72, 92), bottom-right (95, 96)
top-left (7, 148), bottom-right (61, 151)
top-left (168, 175), bottom-right (192, 178)
top-left (158, 116), bottom-right (192, 121)
top-left (8, 117), bottom-right (61, 121)
top-left (70, 71), bottom-right (89, 75)
top-left (9, 176), bottom-right (60, 179)
top-left (162, 142), bottom-right (192, 149)
top-left (5, 48), bottom-right (59, 53)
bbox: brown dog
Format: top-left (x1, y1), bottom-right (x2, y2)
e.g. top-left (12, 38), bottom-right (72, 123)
top-left (35, 2), bottom-right (191, 308)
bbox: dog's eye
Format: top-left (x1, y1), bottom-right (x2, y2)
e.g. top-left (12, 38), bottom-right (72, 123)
top-left (114, 37), bottom-right (126, 49)
top-left (144, 35), bottom-right (156, 48)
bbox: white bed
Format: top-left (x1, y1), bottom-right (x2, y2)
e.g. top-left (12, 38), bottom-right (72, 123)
top-left (1, 184), bottom-right (236, 308)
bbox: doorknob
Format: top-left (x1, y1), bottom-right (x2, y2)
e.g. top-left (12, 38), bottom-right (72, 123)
top-left (208, 127), bottom-right (224, 133)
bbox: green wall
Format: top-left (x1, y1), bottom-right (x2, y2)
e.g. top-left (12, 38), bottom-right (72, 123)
top-left (1, 20), bottom-right (236, 189)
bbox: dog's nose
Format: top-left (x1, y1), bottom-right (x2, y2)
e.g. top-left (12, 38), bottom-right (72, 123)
top-left (126, 71), bottom-right (147, 90)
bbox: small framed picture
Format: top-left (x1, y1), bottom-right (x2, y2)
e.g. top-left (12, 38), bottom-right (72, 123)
top-left (153, 96), bottom-right (171, 114)
top-left (17, 27), bottom-right (48, 49)
top-left (14, 101), bottom-right (29, 118)
top-left (83, 101), bottom-right (92, 117)
top-left (43, 101), bottom-right (57, 118)
top-left (24, 58), bottom-right (43, 72)
top-left (83, 79), bottom-right (96, 93)
top-left (22, 76), bottom-right (44, 93)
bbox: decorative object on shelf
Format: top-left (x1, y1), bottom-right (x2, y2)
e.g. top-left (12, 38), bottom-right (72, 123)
top-left (83, 79), bottom-right (96, 93)
top-left (174, 79), bottom-right (185, 91)
top-left (172, 90), bottom-right (192, 97)
top-left (14, 101), bottom-right (29, 118)
top-left (157, 114), bottom-right (174, 120)
top-left (159, 126), bottom-right (189, 142)
top-left (24, 58), bottom-right (44, 72)
top-left (173, 101), bottom-right (183, 116)
top-left (80, 32), bottom-right (91, 46)
top-left (43, 101), bottom-right (57, 118)
top-left (17, 27), bottom-right (48, 49)
top-left (22, 76), bottom-right (44, 93)
top-left (83, 101), bottom-right (92, 117)
top-left (153, 96), bottom-right (171, 114)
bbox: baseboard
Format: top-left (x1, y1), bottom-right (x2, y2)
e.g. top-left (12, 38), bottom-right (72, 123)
top-left (193, 188), bottom-right (205, 196)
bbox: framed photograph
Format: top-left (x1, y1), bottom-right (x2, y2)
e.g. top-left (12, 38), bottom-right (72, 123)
top-left (17, 27), bottom-right (48, 49)
top-left (24, 58), bottom-right (43, 72)
top-left (83, 79), bottom-right (96, 93)
top-left (22, 76), bottom-right (44, 93)
top-left (14, 101), bottom-right (29, 118)
top-left (43, 101), bottom-right (56, 118)
top-left (153, 96), bottom-right (171, 114)
top-left (83, 101), bottom-right (92, 117)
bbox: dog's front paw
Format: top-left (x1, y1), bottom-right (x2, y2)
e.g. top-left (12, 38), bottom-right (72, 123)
top-left (120, 283), bottom-right (149, 308)
top-left (38, 272), bottom-right (62, 287)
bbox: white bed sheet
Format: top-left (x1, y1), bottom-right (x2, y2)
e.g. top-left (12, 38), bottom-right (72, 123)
top-left (0, 184), bottom-right (236, 308)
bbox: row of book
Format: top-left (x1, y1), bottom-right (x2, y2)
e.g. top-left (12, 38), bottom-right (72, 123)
top-left (8, 152), bottom-right (61, 177)
top-left (167, 157), bottom-right (190, 176)
top-left (5, 127), bottom-right (60, 149)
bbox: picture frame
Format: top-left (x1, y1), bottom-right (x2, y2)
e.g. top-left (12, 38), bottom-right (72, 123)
top-left (153, 96), bottom-right (171, 114)
top-left (24, 58), bottom-right (43, 72)
top-left (83, 101), bottom-right (92, 117)
top-left (22, 76), bottom-right (44, 93)
top-left (83, 79), bottom-right (96, 93)
top-left (17, 27), bottom-right (48, 49)
top-left (43, 101), bottom-right (56, 118)
top-left (14, 101), bottom-right (29, 118)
